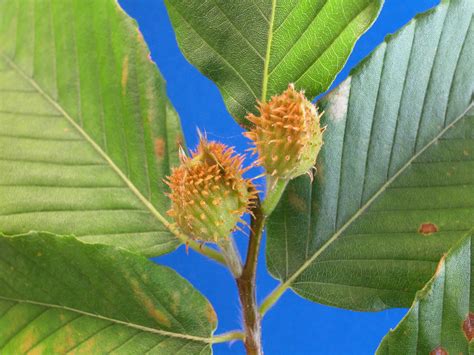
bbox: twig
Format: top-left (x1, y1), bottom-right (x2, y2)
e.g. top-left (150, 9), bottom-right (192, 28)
top-left (236, 195), bottom-right (265, 354)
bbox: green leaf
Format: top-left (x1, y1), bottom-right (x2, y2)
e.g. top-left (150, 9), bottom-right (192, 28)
top-left (0, 232), bottom-right (217, 354)
top-left (165, 0), bottom-right (383, 125)
top-left (0, 0), bottom-right (186, 256)
top-left (376, 230), bottom-right (473, 354)
top-left (265, 0), bottom-right (474, 311)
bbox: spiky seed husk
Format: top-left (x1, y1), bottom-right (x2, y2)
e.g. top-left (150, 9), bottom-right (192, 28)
top-left (166, 137), bottom-right (256, 243)
top-left (244, 84), bottom-right (325, 181)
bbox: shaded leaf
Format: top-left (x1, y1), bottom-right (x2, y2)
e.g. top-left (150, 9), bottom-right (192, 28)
top-left (165, 0), bottom-right (383, 125)
top-left (377, 230), bottom-right (473, 354)
top-left (0, 0), bottom-right (186, 256)
top-left (266, 0), bottom-right (474, 310)
top-left (0, 232), bottom-right (216, 354)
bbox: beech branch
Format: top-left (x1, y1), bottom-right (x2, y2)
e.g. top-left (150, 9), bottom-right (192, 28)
top-left (236, 195), bottom-right (266, 355)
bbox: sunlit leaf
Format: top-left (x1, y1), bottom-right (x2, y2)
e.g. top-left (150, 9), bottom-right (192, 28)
top-left (0, 232), bottom-right (216, 354)
top-left (0, 0), bottom-right (185, 256)
top-left (165, 0), bottom-right (383, 125)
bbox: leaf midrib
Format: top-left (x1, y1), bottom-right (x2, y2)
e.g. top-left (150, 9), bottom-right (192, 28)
top-left (260, 0), bottom-right (277, 102)
top-left (274, 102), bottom-right (474, 296)
top-left (0, 295), bottom-right (212, 344)
top-left (0, 53), bottom-right (177, 239)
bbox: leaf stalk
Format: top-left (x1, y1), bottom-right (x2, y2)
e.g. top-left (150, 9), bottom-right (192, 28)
top-left (211, 331), bottom-right (245, 344)
top-left (258, 282), bottom-right (286, 316)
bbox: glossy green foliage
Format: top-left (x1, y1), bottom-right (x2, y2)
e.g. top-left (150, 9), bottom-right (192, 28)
top-left (0, 0), bottom-right (185, 256)
top-left (267, 0), bottom-right (474, 310)
top-left (165, 0), bottom-right (383, 125)
top-left (0, 232), bottom-right (216, 354)
top-left (377, 231), bottom-right (473, 354)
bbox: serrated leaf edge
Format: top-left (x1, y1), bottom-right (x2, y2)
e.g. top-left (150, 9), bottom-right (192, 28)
top-left (375, 228), bottom-right (474, 353)
top-left (262, 101), bottom-right (473, 309)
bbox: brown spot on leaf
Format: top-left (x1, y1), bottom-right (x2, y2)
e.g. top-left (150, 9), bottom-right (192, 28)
top-left (418, 222), bottom-right (438, 235)
top-left (130, 279), bottom-right (171, 328)
top-left (144, 297), bottom-right (171, 327)
top-left (463, 312), bottom-right (474, 341)
top-left (121, 55), bottom-right (129, 95)
top-left (171, 291), bottom-right (180, 315)
top-left (154, 138), bottom-right (166, 158)
top-left (51, 315), bottom-right (76, 352)
top-left (288, 192), bottom-right (306, 212)
top-left (29, 345), bottom-right (45, 355)
top-left (206, 303), bottom-right (217, 325)
top-left (79, 336), bottom-right (97, 354)
top-left (430, 346), bottom-right (447, 355)
top-left (20, 332), bottom-right (37, 353)
top-left (63, 333), bottom-right (95, 354)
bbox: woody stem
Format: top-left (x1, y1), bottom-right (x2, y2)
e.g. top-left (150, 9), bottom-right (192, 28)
top-left (236, 195), bottom-right (265, 354)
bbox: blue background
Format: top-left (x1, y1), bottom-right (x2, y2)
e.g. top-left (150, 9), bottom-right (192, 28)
top-left (118, 1), bottom-right (440, 354)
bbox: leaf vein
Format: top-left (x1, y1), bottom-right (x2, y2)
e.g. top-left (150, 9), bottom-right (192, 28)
top-left (0, 296), bottom-right (213, 343)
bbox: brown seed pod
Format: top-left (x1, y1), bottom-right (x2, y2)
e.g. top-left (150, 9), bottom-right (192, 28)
top-left (166, 136), bottom-right (256, 243)
top-left (244, 84), bottom-right (325, 181)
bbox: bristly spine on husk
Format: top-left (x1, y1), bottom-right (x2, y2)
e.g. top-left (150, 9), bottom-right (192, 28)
top-left (166, 134), bottom-right (257, 245)
top-left (244, 84), bottom-right (325, 184)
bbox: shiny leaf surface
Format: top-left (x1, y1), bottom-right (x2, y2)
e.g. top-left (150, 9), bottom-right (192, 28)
top-left (165, 0), bottom-right (383, 125)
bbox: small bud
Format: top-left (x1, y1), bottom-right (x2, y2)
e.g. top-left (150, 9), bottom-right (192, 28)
top-left (166, 136), bottom-right (256, 243)
top-left (244, 84), bottom-right (325, 181)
